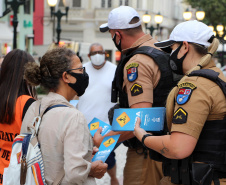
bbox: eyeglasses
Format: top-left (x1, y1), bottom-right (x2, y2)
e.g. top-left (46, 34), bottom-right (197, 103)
top-left (89, 51), bottom-right (105, 56)
top-left (66, 67), bottom-right (85, 73)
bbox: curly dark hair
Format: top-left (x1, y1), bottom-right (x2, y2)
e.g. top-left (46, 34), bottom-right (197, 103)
top-left (25, 47), bottom-right (76, 91)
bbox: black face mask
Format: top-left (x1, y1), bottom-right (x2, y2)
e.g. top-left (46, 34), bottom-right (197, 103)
top-left (112, 32), bottom-right (122, 51)
top-left (169, 43), bottom-right (188, 75)
top-left (68, 71), bottom-right (89, 96)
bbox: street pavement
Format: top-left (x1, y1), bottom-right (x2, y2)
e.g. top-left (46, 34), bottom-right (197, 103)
top-left (95, 144), bottom-right (128, 185)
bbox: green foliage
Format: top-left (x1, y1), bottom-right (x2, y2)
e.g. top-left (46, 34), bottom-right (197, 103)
top-left (184, 0), bottom-right (226, 27)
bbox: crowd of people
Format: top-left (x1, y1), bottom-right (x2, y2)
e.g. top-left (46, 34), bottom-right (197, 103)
top-left (0, 5), bottom-right (225, 185)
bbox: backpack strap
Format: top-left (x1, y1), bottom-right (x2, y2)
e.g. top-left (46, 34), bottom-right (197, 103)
top-left (36, 102), bottom-right (67, 184)
top-left (22, 98), bottom-right (36, 121)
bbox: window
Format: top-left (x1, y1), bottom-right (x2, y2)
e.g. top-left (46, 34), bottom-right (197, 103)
top-left (24, 0), bottom-right (31, 14)
top-left (137, 0), bottom-right (142, 9)
top-left (101, 0), bottom-right (112, 8)
top-left (59, 0), bottom-right (81, 7)
top-left (120, 0), bottom-right (129, 6)
top-left (73, 0), bottom-right (81, 7)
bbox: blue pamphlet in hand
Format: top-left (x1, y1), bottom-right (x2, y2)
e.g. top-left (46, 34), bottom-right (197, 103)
top-left (69, 100), bottom-right (79, 107)
top-left (88, 118), bottom-right (112, 137)
top-left (112, 107), bottom-right (166, 131)
top-left (92, 134), bottom-right (120, 162)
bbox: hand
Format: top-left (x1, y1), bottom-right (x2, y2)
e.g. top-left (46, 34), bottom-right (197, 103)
top-left (133, 117), bottom-right (147, 142)
top-left (89, 160), bottom-right (108, 179)
top-left (93, 127), bottom-right (104, 148)
top-left (92, 146), bottom-right (99, 159)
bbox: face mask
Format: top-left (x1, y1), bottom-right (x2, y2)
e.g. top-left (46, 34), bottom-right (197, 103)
top-left (90, 54), bottom-right (105, 66)
top-left (112, 33), bottom-right (122, 51)
top-left (68, 71), bottom-right (89, 96)
top-left (169, 43), bottom-right (188, 75)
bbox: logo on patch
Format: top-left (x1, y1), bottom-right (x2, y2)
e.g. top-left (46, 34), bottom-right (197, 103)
top-left (172, 107), bottom-right (188, 124)
top-left (116, 112), bottom-right (130, 127)
top-left (130, 83), bottom-right (143, 96)
top-left (127, 67), bottom-right (138, 82)
top-left (176, 82), bottom-right (196, 105)
top-left (103, 138), bottom-right (115, 147)
top-left (90, 122), bottom-right (99, 130)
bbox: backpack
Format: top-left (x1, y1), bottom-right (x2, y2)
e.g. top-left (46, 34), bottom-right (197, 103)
top-left (3, 102), bottom-right (68, 185)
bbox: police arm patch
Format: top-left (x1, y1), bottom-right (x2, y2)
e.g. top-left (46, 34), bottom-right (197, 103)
top-left (176, 82), bottom-right (197, 105)
top-left (130, 83), bottom-right (143, 96)
top-left (126, 63), bottom-right (139, 82)
top-left (172, 107), bottom-right (188, 124)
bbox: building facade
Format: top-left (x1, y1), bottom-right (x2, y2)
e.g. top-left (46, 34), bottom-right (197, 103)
top-left (37, 0), bottom-right (188, 63)
top-left (0, 0), bottom-right (34, 55)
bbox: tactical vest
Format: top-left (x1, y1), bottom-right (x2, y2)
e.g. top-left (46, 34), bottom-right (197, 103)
top-left (111, 46), bottom-right (178, 160)
top-left (163, 69), bottom-right (226, 185)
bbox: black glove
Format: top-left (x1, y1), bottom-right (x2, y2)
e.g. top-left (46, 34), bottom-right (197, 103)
top-left (108, 103), bottom-right (120, 125)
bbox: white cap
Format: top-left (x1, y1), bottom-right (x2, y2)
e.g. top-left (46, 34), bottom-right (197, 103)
top-left (154, 20), bottom-right (215, 53)
top-left (99, 6), bottom-right (141, 32)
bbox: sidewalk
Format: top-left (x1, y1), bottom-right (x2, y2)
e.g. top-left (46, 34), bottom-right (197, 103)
top-left (95, 144), bottom-right (128, 185)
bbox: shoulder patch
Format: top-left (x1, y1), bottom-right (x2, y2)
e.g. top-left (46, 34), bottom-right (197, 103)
top-left (176, 82), bottom-right (197, 105)
top-left (127, 63), bottom-right (139, 82)
top-left (130, 83), bottom-right (143, 96)
top-left (126, 63), bottom-right (139, 69)
top-left (172, 107), bottom-right (188, 124)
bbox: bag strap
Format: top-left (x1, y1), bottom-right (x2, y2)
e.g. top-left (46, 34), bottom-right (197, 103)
top-left (33, 101), bottom-right (67, 184)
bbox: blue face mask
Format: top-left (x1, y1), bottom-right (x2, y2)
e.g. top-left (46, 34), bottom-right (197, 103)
top-left (169, 43), bottom-right (188, 75)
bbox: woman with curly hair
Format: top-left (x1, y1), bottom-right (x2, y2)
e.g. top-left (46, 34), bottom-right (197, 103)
top-left (21, 47), bottom-right (107, 185)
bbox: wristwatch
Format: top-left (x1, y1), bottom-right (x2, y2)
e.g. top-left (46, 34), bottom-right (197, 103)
top-left (141, 133), bottom-right (152, 148)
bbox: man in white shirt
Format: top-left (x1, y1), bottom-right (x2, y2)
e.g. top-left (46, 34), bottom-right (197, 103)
top-left (77, 43), bottom-right (119, 185)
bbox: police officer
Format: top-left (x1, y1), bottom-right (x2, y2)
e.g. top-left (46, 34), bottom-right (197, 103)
top-left (95, 6), bottom-right (176, 185)
top-left (134, 20), bottom-right (226, 185)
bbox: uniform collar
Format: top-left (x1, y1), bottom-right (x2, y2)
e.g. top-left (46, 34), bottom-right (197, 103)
top-left (122, 34), bottom-right (153, 55)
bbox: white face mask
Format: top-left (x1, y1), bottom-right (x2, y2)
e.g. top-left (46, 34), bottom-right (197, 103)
top-left (90, 54), bottom-right (105, 66)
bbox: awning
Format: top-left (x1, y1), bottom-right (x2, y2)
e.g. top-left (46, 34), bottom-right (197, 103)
top-left (0, 22), bottom-right (13, 43)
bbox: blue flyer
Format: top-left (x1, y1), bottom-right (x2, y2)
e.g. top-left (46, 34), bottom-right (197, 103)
top-left (92, 134), bottom-right (120, 162)
top-left (88, 117), bottom-right (112, 137)
top-left (112, 107), bottom-right (166, 131)
top-left (69, 100), bottom-right (79, 107)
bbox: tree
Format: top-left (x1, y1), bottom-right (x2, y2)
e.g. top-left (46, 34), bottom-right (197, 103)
top-left (184, 0), bottom-right (226, 27)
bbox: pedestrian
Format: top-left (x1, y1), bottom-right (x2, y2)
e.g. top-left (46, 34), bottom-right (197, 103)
top-left (95, 6), bottom-right (177, 185)
top-left (134, 20), bottom-right (226, 185)
top-left (21, 47), bottom-right (108, 184)
top-left (77, 43), bottom-right (119, 185)
top-left (0, 49), bottom-right (36, 185)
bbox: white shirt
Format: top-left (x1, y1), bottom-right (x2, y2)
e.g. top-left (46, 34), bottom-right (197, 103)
top-left (77, 61), bottom-right (116, 124)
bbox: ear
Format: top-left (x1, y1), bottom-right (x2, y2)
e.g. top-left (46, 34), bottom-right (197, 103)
top-left (62, 71), bottom-right (70, 83)
top-left (115, 31), bottom-right (122, 40)
top-left (88, 53), bottom-right (91, 59)
top-left (182, 41), bottom-right (189, 53)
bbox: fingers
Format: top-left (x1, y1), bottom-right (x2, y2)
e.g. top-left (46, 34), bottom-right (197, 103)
top-left (90, 160), bottom-right (108, 179)
top-left (92, 146), bottom-right (99, 154)
top-left (135, 117), bottom-right (141, 128)
top-left (96, 127), bottom-right (102, 134)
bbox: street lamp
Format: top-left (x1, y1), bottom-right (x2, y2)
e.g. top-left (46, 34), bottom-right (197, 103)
top-left (183, 8), bottom-right (192, 21)
top-left (183, 8), bottom-right (205, 21)
top-left (195, 9), bottom-right (205, 21)
top-left (3, 0), bottom-right (26, 49)
top-left (142, 11), bottom-right (163, 36)
top-left (47, 0), bottom-right (71, 45)
top-left (210, 24), bottom-right (226, 66)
